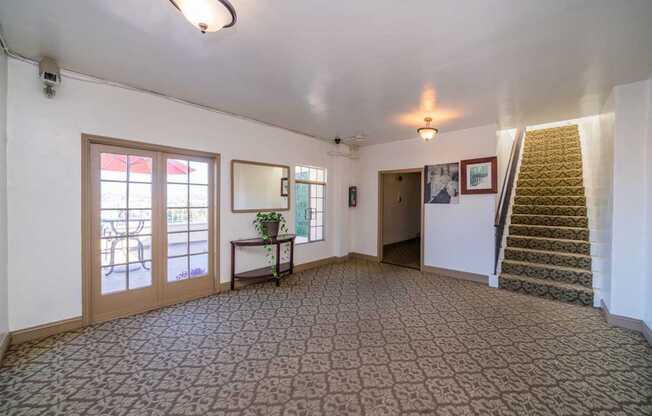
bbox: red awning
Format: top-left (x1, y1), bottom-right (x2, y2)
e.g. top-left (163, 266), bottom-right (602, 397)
top-left (101, 154), bottom-right (192, 174)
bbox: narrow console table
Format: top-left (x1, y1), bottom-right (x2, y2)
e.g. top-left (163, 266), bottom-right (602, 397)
top-left (230, 234), bottom-right (296, 290)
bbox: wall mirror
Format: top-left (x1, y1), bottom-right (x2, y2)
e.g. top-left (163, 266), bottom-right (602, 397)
top-left (231, 160), bottom-right (290, 212)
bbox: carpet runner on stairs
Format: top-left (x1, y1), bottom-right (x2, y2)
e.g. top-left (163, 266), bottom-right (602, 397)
top-left (499, 125), bottom-right (594, 306)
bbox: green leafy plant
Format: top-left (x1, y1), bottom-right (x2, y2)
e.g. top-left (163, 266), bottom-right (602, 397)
top-left (253, 212), bottom-right (289, 277)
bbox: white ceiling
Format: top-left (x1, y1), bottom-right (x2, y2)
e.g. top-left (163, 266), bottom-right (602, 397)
top-left (1, 0), bottom-right (651, 144)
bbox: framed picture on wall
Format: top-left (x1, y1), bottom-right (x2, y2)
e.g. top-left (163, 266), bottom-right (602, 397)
top-left (460, 156), bottom-right (497, 194)
top-left (348, 186), bottom-right (357, 207)
top-left (280, 177), bottom-right (289, 197)
top-left (424, 162), bottom-right (459, 204)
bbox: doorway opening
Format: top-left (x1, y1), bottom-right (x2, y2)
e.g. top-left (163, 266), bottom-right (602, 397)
top-left (378, 169), bottom-right (423, 270)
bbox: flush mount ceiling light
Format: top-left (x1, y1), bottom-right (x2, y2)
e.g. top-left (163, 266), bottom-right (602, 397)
top-left (417, 117), bottom-right (438, 141)
top-left (169, 0), bottom-right (237, 33)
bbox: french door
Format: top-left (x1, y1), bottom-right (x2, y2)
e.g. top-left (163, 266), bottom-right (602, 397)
top-left (89, 143), bottom-right (216, 323)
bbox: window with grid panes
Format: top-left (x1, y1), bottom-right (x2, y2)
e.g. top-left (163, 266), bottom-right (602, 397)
top-left (294, 166), bottom-right (326, 244)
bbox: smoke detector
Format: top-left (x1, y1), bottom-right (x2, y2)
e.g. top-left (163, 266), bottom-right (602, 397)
top-left (39, 57), bottom-right (61, 98)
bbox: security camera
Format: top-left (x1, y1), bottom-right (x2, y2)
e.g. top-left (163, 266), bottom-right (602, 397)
top-left (39, 57), bottom-right (61, 98)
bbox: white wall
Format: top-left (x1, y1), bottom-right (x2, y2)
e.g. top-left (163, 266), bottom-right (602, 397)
top-left (0, 49), bottom-right (8, 338)
top-left (608, 80), bottom-right (650, 320)
top-left (496, 128), bottom-right (516, 206)
top-left (382, 172), bottom-right (420, 245)
top-left (6, 58), bottom-right (350, 331)
top-left (332, 155), bottom-right (355, 258)
top-left (645, 76), bottom-right (652, 329)
top-left (591, 98), bottom-right (616, 310)
top-left (352, 124), bottom-right (497, 276)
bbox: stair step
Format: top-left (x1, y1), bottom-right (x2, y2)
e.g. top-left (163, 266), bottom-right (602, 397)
top-left (501, 260), bottom-right (592, 287)
top-left (520, 160), bottom-right (583, 172)
top-left (506, 235), bottom-right (591, 255)
top-left (526, 134), bottom-right (579, 142)
top-left (517, 177), bottom-right (584, 188)
top-left (501, 260), bottom-right (593, 287)
top-left (526, 128), bottom-right (579, 141)
top-left (524, 142), bottom-right (582, 152)
top-left (510, 214), bottom-right (588, 228)
top-left (526, 130), bottom-right (579, 140)
top-left (504, 248), bottom-right (592, 271)
top-left (521, 153), bottom-right (582, 165)
top-left (516, 186), bottom-right (585, 197)
top-left (525, 137), bottom-right (580, 147)
top-left (499, 274), bottom-right (593, 306)
top-left (527, 125), bottom-right (578, 136)
top-left (509, 224), bottom-right (589, 241)
top-left (512, 205), bottom-right (587, 216)
top-left (522, 147), bottom-right (582, 159)
top-left (518, 168), bottom-right (583, 180)
top-left (514, 195), bottom-right (586, 207)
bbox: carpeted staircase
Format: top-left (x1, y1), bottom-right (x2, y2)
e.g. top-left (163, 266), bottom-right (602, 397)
top-left (499, 125), bottom-right (593, 306)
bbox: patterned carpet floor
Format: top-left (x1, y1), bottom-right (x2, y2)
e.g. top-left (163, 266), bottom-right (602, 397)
top-left (382, 239), bottom-right (420, 270)
top-left (1, 260), bottom-right (651, 415)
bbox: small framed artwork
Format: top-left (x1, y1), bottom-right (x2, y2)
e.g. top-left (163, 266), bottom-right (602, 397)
top-left (348, 186), bottom-right (357, 207)
top-left (280, 177), bottom-right (289, 197)
top-left (424, 162), bottom-right (459, 204)
top-left (460, 156), bottom-right (497, 194)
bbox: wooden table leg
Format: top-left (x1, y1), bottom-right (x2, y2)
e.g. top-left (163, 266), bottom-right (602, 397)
top-left (230, 243), bottom-right (236, 291)
top-left (276, 242), bottom-right (281, 286)
top-left (290, 239), bottom-right (295, 274)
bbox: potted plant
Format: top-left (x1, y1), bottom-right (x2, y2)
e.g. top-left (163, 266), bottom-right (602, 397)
top-left (253, 212), bottom-right (287, 239)
top-left (253, 212), bottom-right (289, 277)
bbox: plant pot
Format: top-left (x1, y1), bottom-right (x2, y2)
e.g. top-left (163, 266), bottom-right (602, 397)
top-left (262, 220), bottom-right (280, 238)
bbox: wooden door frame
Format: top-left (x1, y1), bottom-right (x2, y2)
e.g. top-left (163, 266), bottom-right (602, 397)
top-left (81, 134), bottom-right (221, 325)
top-left (377, 168), bottom-right (425, 271)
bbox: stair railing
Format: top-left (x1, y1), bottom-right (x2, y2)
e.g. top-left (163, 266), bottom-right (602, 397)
top-left (494, 128), bottom-right (525, 274)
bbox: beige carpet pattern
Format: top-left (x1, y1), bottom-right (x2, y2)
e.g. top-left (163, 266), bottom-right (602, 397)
top-left (1, 260), bottom-right (651, 415)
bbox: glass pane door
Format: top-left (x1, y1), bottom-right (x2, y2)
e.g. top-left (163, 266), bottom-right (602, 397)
top-left (162, 155), bottom-right (214, 304)
top-left (309, 184), bottom-right (325, 242)
top-left (295, 182), bottom-right (325, 244)
top-left (166, 158), bottom-right (210, 281)
top-left (100, 152), bottom-right (153, 293)
top-left (89, 142), bottom-right (216, 322)
top-left (91, 144), bottom-right (158, 322)
top-left (295, 183), bottom-right (310, 243)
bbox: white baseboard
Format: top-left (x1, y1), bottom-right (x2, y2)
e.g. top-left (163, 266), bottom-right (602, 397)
top-left (422, 265), bottom-right (488, 285)
top-left (601, 300), bottom-right (652, 346)
top-left (488, 274), bottom-right (499, 288)
top-left (643, 321), bottom-right (652, 346)
top-left (0, 332), bottom-right (10, 364)
top-left (592, 289), bottom-right (603, 308)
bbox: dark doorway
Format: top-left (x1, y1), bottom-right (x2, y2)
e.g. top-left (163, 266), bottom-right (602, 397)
top-left (378, 170), bottom-right (422, 270)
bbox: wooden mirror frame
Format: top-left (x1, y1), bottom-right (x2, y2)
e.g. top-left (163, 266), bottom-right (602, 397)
top-left (231, 159), bottom-right (291, 213)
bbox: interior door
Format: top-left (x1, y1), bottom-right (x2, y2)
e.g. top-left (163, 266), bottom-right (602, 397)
top-left (161, 154), bottom-right (215, 305)
top-left (91, 144), bottom-right (159, 322)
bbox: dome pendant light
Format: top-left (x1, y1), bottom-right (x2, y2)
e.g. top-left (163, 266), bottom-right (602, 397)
top-left (417, 117), bottom-right (438, 141)
top-left (169, 0), bottom-right (237, 33)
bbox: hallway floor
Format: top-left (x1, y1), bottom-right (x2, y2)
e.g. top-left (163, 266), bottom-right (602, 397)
top-left (382, 238), bottom-right (420, 270)
top-left (1, 260), bottom-right (651, 415)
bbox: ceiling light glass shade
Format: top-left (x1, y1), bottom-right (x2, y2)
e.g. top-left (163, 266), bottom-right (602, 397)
top-left (170, 0), bottom-right (237, 33)
top-left (417, 117), bottom-right (438, 141)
